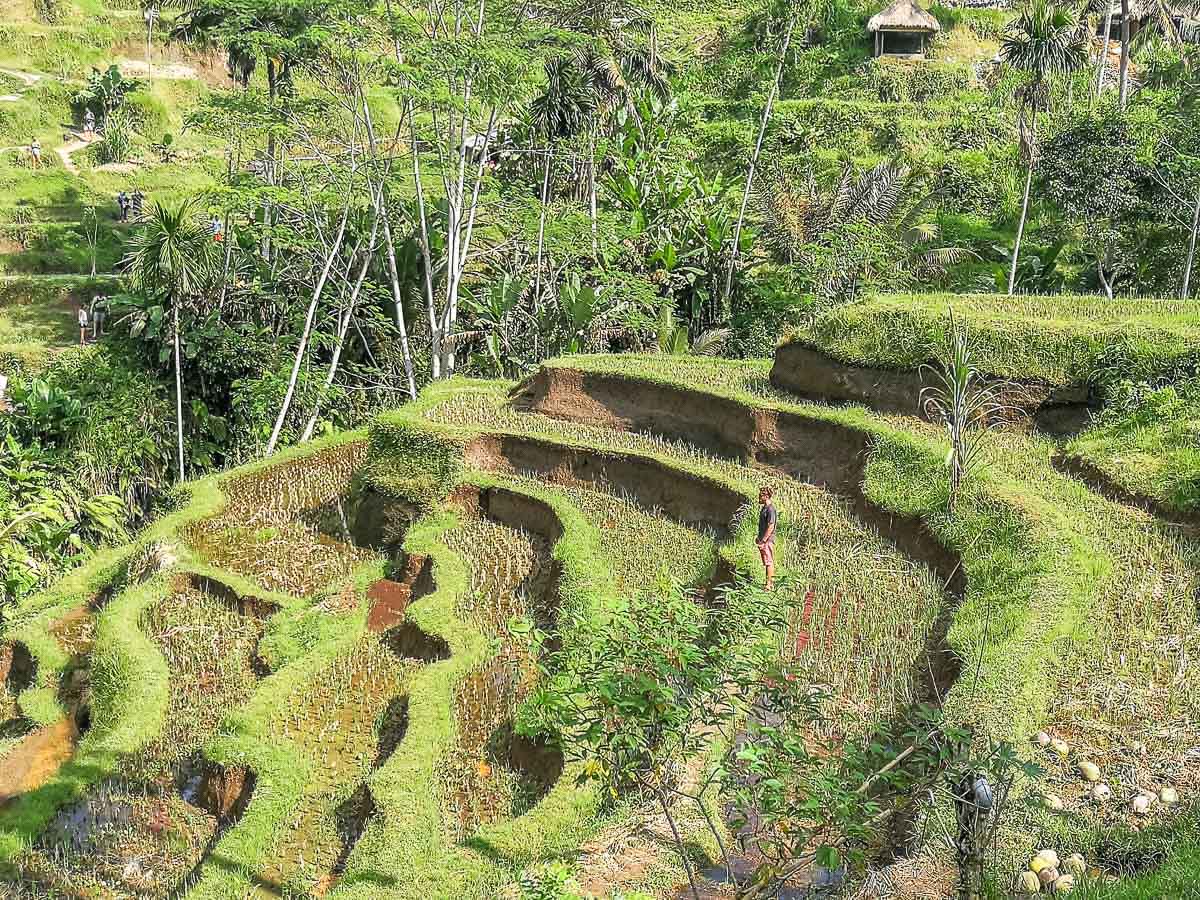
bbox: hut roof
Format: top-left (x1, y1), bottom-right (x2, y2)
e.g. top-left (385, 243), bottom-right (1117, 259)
top-left (867, 0), bottom-right (942, 32)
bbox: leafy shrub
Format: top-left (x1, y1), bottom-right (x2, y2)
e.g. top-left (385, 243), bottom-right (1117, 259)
top-left (72, 65), bottom-right (140, 124)
top-left (936, 149), bottom-right (1016, 215)
top-left (96, 108), bottom-right (134, 163)
top-left (859, 58), bottom-right (977, 103)
top-left (123, 91), bottom-right (170, 136)
top-left (32, 0), bottom-right (64, 24)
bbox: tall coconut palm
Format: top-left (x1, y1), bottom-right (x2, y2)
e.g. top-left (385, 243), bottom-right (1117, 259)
top-left (755, 160), bottom-right (976, 298)
top-left (122, 200), bottom-right (216, 482)
top-left (529, 55), bottom-right (596, 299)
top-left (1001, 0), bottom-right (1088, 296)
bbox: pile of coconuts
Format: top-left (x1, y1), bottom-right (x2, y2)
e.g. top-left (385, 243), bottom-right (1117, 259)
top-left (1033, 730), bottom-right (1182, 817)
top-left (1017, 849), bottom-right (1084, 894)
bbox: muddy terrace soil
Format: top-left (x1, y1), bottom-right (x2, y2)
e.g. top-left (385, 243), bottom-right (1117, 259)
top-left (426, 382), bottom-right (949, 735)
top-left (1, 607), bottom-right (97, 808)
top-left (16, 352), bottom-right (1192, 898)
top-left (256, 635), bottom-right (414, 896)
top-left (440, 496), bottom-right (563, 838)
top-left (10, 575), bottom-right (272, 896)
top-left (771, 342), bottom-right (1096, 435)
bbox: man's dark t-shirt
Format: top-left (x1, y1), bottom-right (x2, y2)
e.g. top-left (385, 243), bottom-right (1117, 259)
top-left (758, 503), bottom-right (777, 543)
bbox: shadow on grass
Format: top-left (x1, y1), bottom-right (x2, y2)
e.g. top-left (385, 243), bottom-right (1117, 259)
top-left (172, 848), bottom-right (399, 896)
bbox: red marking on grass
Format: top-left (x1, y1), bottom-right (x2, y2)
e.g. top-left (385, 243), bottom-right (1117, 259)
top-left (794, 589), bottom-right (816, 655)
top-left (824, 591), bottom-right (842, 651)
top-left (366, 579), bottom-right (413, 632)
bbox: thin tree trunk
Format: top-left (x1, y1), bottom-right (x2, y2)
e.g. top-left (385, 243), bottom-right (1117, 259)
top-left (588, 126), bottom-right (598, 257)
top-left (264, 204), bottom-right (350, 455)
top-left (1096, 1), bottom-right (1114, 97)
top-left (443, 106), bottom-right (497, 376)
top-left (1098, 247), bottom-right (1114, 300)
top-left (146, 13), bottom-right (153, 86)
top-left (723, 12), bottom-right (796, 309)
top-left (656, 787), bottom-right (700, 900)
top-left (1119, 0), bottom-right (1131, 108)
top-left (360, 93), bottom-right (419, 398)
top-left (1008, 115), bottom-right (1037, 296)
top-left (534, 144), bottom-right (553, 303)
top-left (301, 220), bottom-right (378, 441)
top-left (407, 104), bottom-right (442, 381)
top-left (217, 216), bottom-right (234, 310)
top-left (1183, 184), bottom-right (1200, 299)
top-left (263, 61), bottom-right (278, 261)
top-left (172, 300), bottom-right (185, 482)
top-left (377, 192), bottom-right (421, 400)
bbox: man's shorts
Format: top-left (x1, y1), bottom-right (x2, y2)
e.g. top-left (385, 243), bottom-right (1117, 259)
top-left (758, 540), bottom-right (774, 568)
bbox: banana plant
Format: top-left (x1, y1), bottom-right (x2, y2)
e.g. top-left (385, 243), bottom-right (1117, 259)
top-left (461, 275), bottom-right (529, 376)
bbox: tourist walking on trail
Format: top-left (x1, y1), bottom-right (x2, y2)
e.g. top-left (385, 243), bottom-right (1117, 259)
top-left (29, 138), bottom-right (41, 169)
top-left (77, 306), bottom-right (90, 345)
top-left (83, 109), bottom-right (96, 140)
top-left (757, 485), bottom-right (777, 590)
top-left (90, 295), bottom-right (106, 339)
top-left (117, 191), bottom-right (129, 222)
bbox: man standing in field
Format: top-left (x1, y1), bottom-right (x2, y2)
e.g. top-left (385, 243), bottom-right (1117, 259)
top-left (757, 485), bottom-right (777, 590)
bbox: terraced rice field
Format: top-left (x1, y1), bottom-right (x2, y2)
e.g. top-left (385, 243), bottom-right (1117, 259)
top-left (3, 344), bottom-right (1198, 898)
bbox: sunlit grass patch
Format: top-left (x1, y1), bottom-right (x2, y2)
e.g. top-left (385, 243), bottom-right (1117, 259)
top-left (1067, 380), bottom-right (1200, 515)
top-left (792, 292), bottom-right (1200, 385)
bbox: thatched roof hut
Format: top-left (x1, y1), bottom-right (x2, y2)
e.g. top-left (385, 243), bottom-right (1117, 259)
top-left (868, 0), bottom-right (941, 57)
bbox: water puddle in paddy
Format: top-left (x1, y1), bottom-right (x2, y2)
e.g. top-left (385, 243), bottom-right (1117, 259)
top-left (15, 575), bottom-right (272, 896)
top-left (253, 635), bottom-right (413, 896)
top-left (440, 513), bottom-right (564, 838)
top-left (184, 446), bottom-right (412, 598)
top-left (0, 641), bottom-right (36, 739)
top-left (0, 605), bottom-right (99, 807)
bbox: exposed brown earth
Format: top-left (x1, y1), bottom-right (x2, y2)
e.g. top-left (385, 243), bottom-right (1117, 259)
top-left (771, 343), bottom-right (1096, 435)
top-left (0, 717), bottom-right (81, 805)
top-left (464, 433), bottom-right (744, 535)
top-left (514, 366), bottom-right (963, 603)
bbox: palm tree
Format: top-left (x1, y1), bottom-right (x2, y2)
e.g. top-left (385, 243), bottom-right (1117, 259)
top-left (1001, 0), bottom-right (1088, 296)
top-left (755, 161), bottom-right (976, 298)
top-left (543, 1), bottom-right (674, 252)
top-left (1118, 0), bottom-right (1200, 105)
top-left (122, 200), bottom-right (216, 482)
top-left (529, 55), bottom-right (596, 299)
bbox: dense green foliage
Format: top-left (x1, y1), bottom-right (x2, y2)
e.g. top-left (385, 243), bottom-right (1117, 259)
top-left (4, 0), bottom-right (1200, 894)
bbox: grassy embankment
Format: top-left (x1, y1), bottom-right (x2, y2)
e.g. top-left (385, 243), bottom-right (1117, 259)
top-left (532, 351), bottom-right (1199, 891)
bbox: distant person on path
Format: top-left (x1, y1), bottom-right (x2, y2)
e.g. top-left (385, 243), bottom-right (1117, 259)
top-left (117, 191), bottom-right (129, 222)
top-left (83, 109), bottom-right (96, 140)
top-left (757, 485), bottom-right (777, 590)
top-left (29, 138), bottom-right (41, 169)
top-left (77, 306), bottom-right (90, 345)
top-left (209, 215), bottom-right (224, 242)
top-left (90, 295), bottom-right (106, 339)
top-left (132, 190), bottom-right (144, 218)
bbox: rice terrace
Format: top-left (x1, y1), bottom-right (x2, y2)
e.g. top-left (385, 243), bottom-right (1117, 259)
top-left (1, 0), bottom-right (1200, 897)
